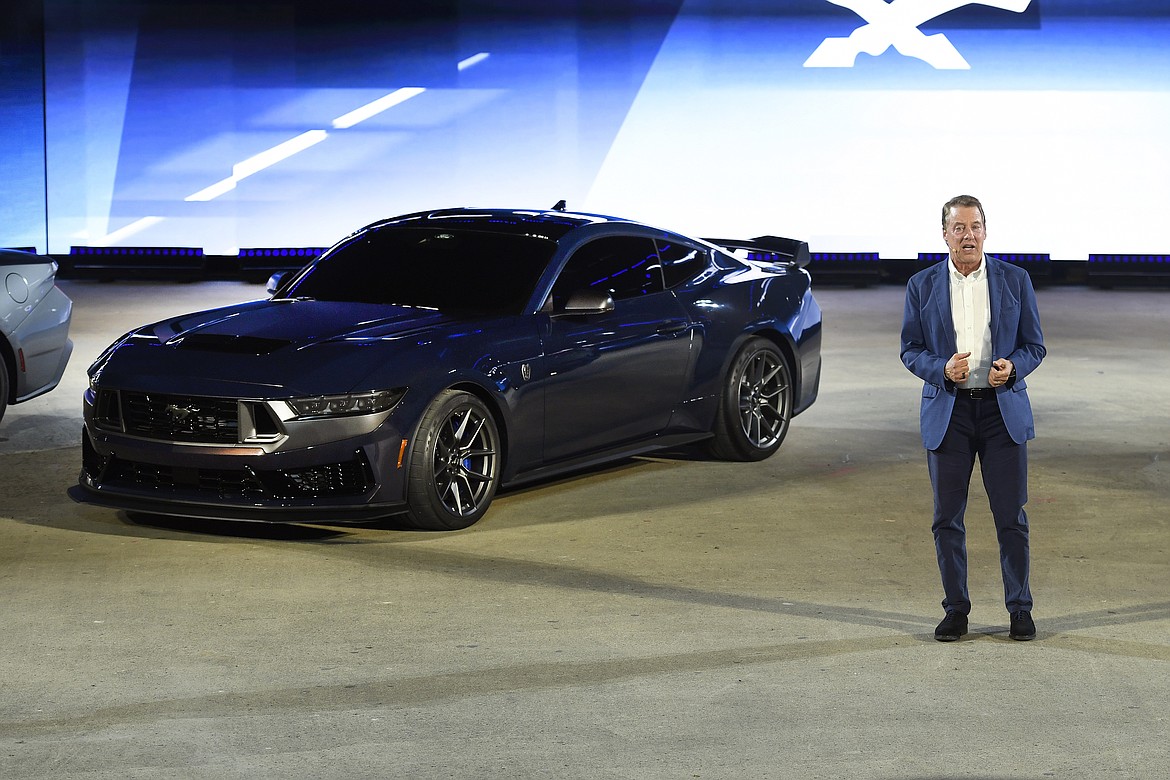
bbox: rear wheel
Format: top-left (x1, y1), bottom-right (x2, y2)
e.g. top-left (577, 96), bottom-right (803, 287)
top-left (708, 337), bottom-right (793, 461)
top-left (404, 390), bottom-right (501, 530)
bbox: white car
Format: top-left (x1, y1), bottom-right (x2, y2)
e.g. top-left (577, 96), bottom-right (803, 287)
top-left (1, 249), bottom-right (73, 424)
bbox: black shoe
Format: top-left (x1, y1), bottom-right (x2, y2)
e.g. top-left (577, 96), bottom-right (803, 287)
top-left (1009, 610), bottom-right (1036, 641)
top-left (934, 612), bottom-right (968, 642)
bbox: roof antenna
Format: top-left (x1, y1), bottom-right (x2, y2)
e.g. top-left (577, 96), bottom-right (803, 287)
top-left (551, 199), bottom-right (566, 211)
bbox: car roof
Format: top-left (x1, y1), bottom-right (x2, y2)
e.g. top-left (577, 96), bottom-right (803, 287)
top-left (360, 207), bottom-right (629, 242)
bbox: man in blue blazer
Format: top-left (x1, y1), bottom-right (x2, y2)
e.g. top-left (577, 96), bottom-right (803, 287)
top-left (900, 195), bottom-right (1046, 642)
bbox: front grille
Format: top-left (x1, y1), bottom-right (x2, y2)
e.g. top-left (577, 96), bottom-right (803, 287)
top-left (118, 391), bottom-right (240, 443)
top-left (96, 453), bottom-right (374, 502)
top-left (105, 457), bottom-right (266, 500)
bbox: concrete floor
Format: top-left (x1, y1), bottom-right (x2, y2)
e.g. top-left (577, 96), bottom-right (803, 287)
top-left (1, 280), bottom-right (1167, 779)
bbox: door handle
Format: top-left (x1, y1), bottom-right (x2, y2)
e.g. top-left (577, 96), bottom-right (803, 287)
top-left (656, 320), bottom-right (690, 335)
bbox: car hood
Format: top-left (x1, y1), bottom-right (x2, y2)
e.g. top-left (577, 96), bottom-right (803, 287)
top-left (156, 299), bottom-right (455, 350)
top-left (94, 299), bottom-right (468, 397)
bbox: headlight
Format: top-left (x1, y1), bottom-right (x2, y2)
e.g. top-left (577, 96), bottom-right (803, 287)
top-left (285, 388), bottom-right (406, 419)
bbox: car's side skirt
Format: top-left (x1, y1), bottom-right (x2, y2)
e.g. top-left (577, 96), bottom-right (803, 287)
top-left (502, 430), bottom-right (713, 490)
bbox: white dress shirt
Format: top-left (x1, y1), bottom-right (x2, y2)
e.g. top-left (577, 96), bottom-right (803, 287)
top-left (949, 256), bottom-right (992, 388)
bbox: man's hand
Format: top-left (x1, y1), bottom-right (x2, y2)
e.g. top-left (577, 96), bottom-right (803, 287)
top-left (945, 352), bottom-right (971, 383)
top-left (990, 358), bottom-right (1015, 387)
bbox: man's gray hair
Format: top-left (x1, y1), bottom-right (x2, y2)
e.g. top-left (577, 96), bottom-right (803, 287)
top-left (942, 195), bottom-right (986, 228)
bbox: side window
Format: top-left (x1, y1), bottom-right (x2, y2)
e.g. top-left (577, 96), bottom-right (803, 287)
top-left (550, 236), bottom-right (664, 308)
top-left (656, 239), bottom-right (710, 288)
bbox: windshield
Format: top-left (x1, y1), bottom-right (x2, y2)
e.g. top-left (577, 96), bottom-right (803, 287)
top-left (283, 227), bottom-right (556, 315)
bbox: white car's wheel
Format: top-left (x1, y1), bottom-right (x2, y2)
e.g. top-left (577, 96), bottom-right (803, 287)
top-left (0, 356), bottom-right (9, 425)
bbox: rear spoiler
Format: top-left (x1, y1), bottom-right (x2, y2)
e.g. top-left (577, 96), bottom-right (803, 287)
top-left (704, 235), bottom-right (810, 268)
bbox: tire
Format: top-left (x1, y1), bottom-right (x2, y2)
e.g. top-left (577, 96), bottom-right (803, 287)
top-left (707, 337), bottom-right (793, 462)
top-left (0, 355), bottom-right (9, 425)
top-left (404, 389), bottom-right (502, 530)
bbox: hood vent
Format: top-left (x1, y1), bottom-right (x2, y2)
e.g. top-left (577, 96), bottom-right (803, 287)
top-left (171, 333), bottom-right (290, 355)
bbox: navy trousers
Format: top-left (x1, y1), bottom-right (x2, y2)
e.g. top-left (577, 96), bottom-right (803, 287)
top-left (927, 392), bottom-right (1032, 615)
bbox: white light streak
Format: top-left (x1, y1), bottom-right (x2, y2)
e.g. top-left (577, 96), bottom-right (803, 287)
top-left (186, 177), bottom-right (237, 202)
top-left (92, 216), bottom-right (164, 247)
top-left (331, 87), bottom-right (427, 129)
top-left (185, 130), bottom-right (329, 202)
top-left (181, 60), bottom-right (477, 205)
top-left (458, 52), bottom-right (490, 71)
top-left (234, 130), bottom-right (329, 178)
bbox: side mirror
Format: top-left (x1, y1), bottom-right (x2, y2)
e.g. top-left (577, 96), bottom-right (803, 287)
top-left (560, 289), bottom-right (615, 315)
top-left (266, 271), bottom-right (286, 296)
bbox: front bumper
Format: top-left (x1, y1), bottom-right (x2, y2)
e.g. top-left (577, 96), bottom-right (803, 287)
top-left (77, 412), bottom-right (412, 524)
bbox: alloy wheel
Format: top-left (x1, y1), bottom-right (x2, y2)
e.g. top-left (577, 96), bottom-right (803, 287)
top-left (430, 404), bottom-right (499, 518)
top-left (736, 350), bottom-right (790, 449)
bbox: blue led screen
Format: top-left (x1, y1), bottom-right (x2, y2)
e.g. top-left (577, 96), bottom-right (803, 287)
top-left (0, 2), bottom-right (47, 250)
top-left (2, 1), bottom-right (1168, 259)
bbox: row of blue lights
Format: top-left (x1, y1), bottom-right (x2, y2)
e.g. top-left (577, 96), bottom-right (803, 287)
top-left (71, 246), bottom-right (203, 257)
top-left (239, 248), bottom-right (328, 258)
top-left (817, 254), bottom-right (1170, 264)
top-left (68, 246), bottom-right (327, 258)
top-left (56, 247), bottom-right (1170, 264)
top-left (811, 252), bottom-right (881, 262)
top-left (916, 252), bottom-right (1051, 263)
top-left (1088, 254), bottom-right (1170, 264)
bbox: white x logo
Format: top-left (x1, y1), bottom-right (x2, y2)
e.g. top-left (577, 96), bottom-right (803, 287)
top-left (804, 0), bottom-right (1033, 70)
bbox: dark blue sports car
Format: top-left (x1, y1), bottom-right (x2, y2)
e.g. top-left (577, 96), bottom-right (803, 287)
top-left (78, 207), bottom-right (822, 529)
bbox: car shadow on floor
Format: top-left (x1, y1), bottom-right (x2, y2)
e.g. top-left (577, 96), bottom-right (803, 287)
top-left (120, 511), bottom-right (356, 542)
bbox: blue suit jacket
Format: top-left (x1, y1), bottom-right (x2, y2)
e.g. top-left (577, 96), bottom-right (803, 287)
top-left (900, 256), bottom-right (1046, 450)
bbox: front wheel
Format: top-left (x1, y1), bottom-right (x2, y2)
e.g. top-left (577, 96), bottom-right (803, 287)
top-left (404, 390), bottom-right (502, 530)
top-left (0, 356), bottom-right (8, 425)
top-left (708, 337), bottom-right (793, 461)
